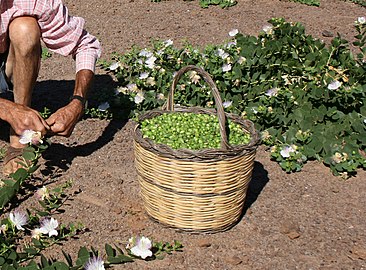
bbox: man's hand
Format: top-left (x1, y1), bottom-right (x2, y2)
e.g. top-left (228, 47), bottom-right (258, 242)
top-left (5, 102), bottom-right (50, 137)
top-left (46, 100), bottom-right (84, 137)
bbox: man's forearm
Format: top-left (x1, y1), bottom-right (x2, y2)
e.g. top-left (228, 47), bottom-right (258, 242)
top-left (0, 98), bottom-right (13, 122)
top-left (73, 69), bottom-right (94, 99)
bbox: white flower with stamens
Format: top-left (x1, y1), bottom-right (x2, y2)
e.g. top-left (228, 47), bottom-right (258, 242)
top-left (139, 49), bottom-right (153, 58)
top-left (265, 87), bottom-right (279, 97)
top-left (85, 256), bottom-right (105, 270)
top-left (127, 83), bottom-right (139, 93)
top-left (134, 91), bottom-right (145, 104)
top-left (31, 228), bottom-right (42, 240)
top-left (217, 48), bottom-right (229, 59)
top-left (157, 93), bottom-right (165, 100)
top-left (328, 80), bottom-right (342, 90)
top-left (19, 130), bottom-right (43, 145)
top-left (222, 63), bottom-right (232, 72)
top-left (146, 77), bottom-right (156, 86)
top-left (0, 224), bottom-right (8, 234)
top-left (238, 56), bottom-right (246, 65)
top-left (223, 100), bottom-right (233, 108)
top-left (357, 17), bottom-right (366, 24)
top-left (128, 236), bottom-right (153, 259)
top-left (139, 72), bottom-right (149, 79)
top-left (9, 210), bottom-right (28, 231)
top-left (229, 29), bottom-right (239, 37)
top-left (36, 186), bottom-right (50, 201)
top-left (164, 39), bottom-right (173, 47)
top-left (145, 56), bottom-right (157, 69)
top-left (39, 217), bottom-right (59, 237)
top-left (109, 62), bottom-right (120, 71)
top-left (189, 71), bottom-right (201, 84)
top-left (226, 40), bottom-right (237, 48)
top-left (98, 102), bottom-right (110, 111)
top-left (280, 145), bottom-right (296, 158)
top-left (263, 25), bottom-right (273, 34)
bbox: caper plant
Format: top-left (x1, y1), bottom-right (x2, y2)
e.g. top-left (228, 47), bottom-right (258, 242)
top-left (101, 17), bottom-right (366, 177)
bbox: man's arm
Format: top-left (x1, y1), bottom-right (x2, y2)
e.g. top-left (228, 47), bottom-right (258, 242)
top-left (45, 69), bottom-right (94, 137)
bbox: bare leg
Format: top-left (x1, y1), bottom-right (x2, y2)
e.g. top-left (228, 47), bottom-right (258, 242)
top-left (6, 16), bottom-right (41, 149)
top-left (3, 16), bottom-right (41, 175)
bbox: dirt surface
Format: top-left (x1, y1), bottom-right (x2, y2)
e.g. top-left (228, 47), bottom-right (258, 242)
top-left (1, 0), bottom-right (366, 269)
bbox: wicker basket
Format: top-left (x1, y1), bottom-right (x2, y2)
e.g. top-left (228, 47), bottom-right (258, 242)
top-left (133, 65), bottom-right (260, 233)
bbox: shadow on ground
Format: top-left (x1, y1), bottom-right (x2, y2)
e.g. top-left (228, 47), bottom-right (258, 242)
top-left (0, 74), bottom-right (127, 174)
top-left (242, 161), bottom-right (269, 215)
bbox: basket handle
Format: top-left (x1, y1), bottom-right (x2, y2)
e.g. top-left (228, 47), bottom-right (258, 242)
top-left (166, 65), bottom-right (230, 150)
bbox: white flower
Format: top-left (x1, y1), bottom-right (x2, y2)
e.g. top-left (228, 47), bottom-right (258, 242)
top-left (139, 72), bottom-right (149, 79)
top-left (229, 29), bottom-right (239, 37)
top-left (127, 83), bottom-right (139, 93)
top-left (9, 210), bottom-right (28, 231)
top-left (36, 186), bottom-right (50, 201)
top-left (19, 130), bottom-right (43, 145)
top-left (222, 63), bottom-right (232, 72)
top-left (109, 62), bottom-right (120, 71)
top-left (217, 48), bottom-right (229, 59)
top-left (31, 228), bottom-right (42, 240)
top-left (328, 80), bottom-right (342, 90)
top-left (223, 100), bottom-right (233, 108)
top-left (265, 87), bottom-right (279, 97)
top-left (261, 130), bottom-right (271, 141)
top-left (134, 91), bottom-right (145, 104)
top-left (237, 56), bottom-right (246, 65)
top-left (157, 93), bottom-right (165, 100)
top-left (225, 40), bottom-right (237, 48)
top-left (263, 25), bottom-right (273, 34)
top-left (0, 224), bottom-right (8, 234)
top-left (164, 39), bottom-right (173, 47)
top-left (115, 86), bottom-right (128, 95)
top-left (85, 256), bottom-right (105, 270)
top-left (280, 145), bottom-right (296, 158)
top-left (139, 49), bottom-right (153, 58)
top-left (145, 56), bottom-right (157, 69)
top-left (189, 71), bottom-right (201, 84)
top-left (364, 119), bottom-right (366, 124)
top-left (357, 17), bottom-right (366, 24)
top-left (146, 77), bottom-right (156, 86)
top-left (98, 102), bottom-right (110, 112)
top-left (39, 217), bottom-right (59, 237)
top-left (128, 236), bottom-right (153, 259)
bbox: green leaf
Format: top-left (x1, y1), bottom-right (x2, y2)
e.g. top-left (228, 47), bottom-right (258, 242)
top-left (52, 262), bottom-right (69, 270)
top-left (40, 254), bottom-right (49, 268)
top-left (10, 168), bottom-right (28, 181)
top-left (62, 250), bottom-right (73, 267)
top-left (105, 244), bottom-right (115, 257)
top-left (75, 247), bottom-right (90, 266)
top-left (22, 151), bottom-right (36, 161)
top-left (24, 247), bottom-right (38, 255)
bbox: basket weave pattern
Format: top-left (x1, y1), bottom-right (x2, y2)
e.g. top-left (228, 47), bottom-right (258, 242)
top-left (133, 65), bottom-right (260, 233)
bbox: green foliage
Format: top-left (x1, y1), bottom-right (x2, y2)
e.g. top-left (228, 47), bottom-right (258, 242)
top-left (100, 17), bottom-right (366, 177)
top-left (285, 0), bottom-right (320, 6)
top-left (41, 47), bottom-right (52, 61)
top-left (0, 142), bottom-right (183, 269)
top-left (0, 142), bottom-right (49, 210)
top-left (346, 0), bottom-right (366, 7)
top-left (150, 0), bottom-right (237, 8)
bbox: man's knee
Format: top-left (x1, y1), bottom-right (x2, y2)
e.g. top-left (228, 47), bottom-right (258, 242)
top-left (9, 16), bottom-right (41, 56)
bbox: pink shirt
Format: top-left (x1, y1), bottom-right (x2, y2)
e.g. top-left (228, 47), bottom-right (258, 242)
top-left (0, 0), bottom-right (101, 73)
